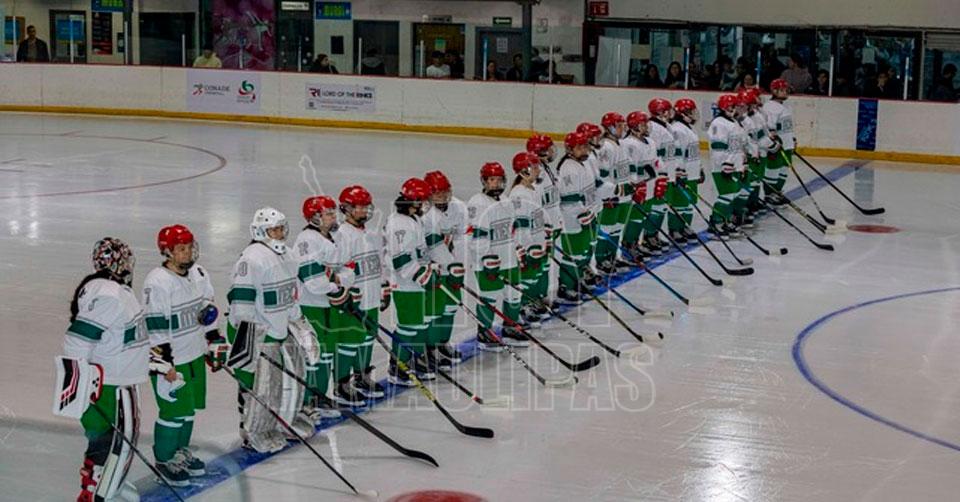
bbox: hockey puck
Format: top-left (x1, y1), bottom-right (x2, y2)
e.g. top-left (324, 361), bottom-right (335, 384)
top-left (388, 490), bottom-right (487, 502)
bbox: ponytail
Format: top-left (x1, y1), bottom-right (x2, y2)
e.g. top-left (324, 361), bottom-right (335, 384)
top-left (69, 270), bottom-right (111, 322)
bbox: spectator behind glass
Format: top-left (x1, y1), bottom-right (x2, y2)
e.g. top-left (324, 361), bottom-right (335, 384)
top-left (864, 70), bottom-right (899, 99)
top-left (426, 51), bottom-right (451, 78)
top-left (664, 61), bottom-right (685, 89)
top-left (807, 69), bottom-right (830, 95)
top-left (640, 64), bottom-right (664, 88)
top-left (761, 46), bottom-right (785, 90)
top-left (445, 50), bottom-right (464, 79)
top-left (192, 45), bottom-right (222, 68)
top-left (832, 74), bottom-right (853, 97)
top-left (16, 25), bottom-right (50, 63)
top-left (719, 56), bottom-right (738, 90)
top-left (360, 47), bottom-right (386, 75)
top-left (484, 60), bottom-right (500, 81)
top-left (735, 73), bottom-right (757, 91)
top-left (697, 61), bottom-right (720, 90)
top-left (506, 53), bottom-right (524, 81)
top-left (781, 52), bottom-right (812, 93)
top-left (928, 64), bottom-right (958, 102)
top-left (309, 53), bottom-right (338, 73)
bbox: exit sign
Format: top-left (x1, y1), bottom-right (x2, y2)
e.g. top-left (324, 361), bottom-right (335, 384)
top-left (588, 1), bottom-right (609, 17)
top-left (316, 2), bottom-right (351, 20)
top-left (493, 17), bottom-right (512, 26)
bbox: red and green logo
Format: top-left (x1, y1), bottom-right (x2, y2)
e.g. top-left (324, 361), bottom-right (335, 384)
top-left (238, 80), bottom-right (256, 101)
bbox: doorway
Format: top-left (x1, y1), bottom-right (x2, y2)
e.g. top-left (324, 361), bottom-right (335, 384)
top-left (139, 12), bottom-right (195, 66)
top-left (475, 27), bottom-right (522, 80)
top-left (413, 23), bottom-right (464, 77)
top-left (49, 10), bottom-right (86, 63)
top-left (276, 3), bottom-right (313, 71)
top-left (354, 20), bottom-right (399, 76)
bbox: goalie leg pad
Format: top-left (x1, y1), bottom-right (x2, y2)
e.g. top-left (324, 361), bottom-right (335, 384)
top-left (240, 343), bottom-right (285, 453)
top-left (79, 386), bottom-right (140, 501)
top-left (280, 337), bottom-right (311, 439)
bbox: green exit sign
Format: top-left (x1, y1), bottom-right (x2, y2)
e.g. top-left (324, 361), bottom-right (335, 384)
top-left (316, 2), bottom-right (351, 20)
top-left (493, 17), bottom-right (512, 26)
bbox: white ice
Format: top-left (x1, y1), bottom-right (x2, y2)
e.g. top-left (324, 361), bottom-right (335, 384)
top-left (1, 113), bottom-right (959, 501)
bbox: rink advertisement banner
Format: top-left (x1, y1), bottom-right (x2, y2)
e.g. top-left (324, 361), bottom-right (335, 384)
top-left (186, 70), bottom-right (261, 113)
top-left (856, 98), bottom-right (878, 151)
top-left (305, 83), bottom-right (376, 112)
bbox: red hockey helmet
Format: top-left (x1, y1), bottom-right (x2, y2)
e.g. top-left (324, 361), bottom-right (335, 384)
top-left (400, 178), bottom-right (432, 201)
top-left (576, 122), bottom-right (602, 139)
top-left (648, 98), bottom-right (672, 116)
top-left (738, 88), bottom-right (758, 106)
top-left (302, 196), bottom-right (337, 222)
top-left (601, 112), bottom-right (625, 128)
top-left (480, 162), bottom-right (506, 179)
top-left (717, 94), bottom-right (740, 112)
top-left (526, 134), bottom-right (555, 155)
top-left (626, 111), bottom-right (649, 129)
top-left (512, 151), bottom-right (540, 174)
top-left (674, 98), bottom-right (697, 114)
top-left (157, 224), bottom-right (195, 255)
top-left (339, 185), bottom-right (373, 207)
top-left (423, 170), bottom-right (452, 193)
top-left (564, 131), bottom-right (589, 149)
top-left (770, 78), bottom-right (789, 92)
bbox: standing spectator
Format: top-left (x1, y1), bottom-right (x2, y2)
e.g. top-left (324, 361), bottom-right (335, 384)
top-left (807, 69), bottom-right (830, 95)
top-left (927, 64), bottom-right (958, 102)
top-left (640, 63), bottom-right (664, 88)
top-left (309, 53), bottom-right (338, 73)
top-left (697, 61), bottom-right (720, 89)
top-left (864, 71), bottom-right (899, 99)
top-left (760, 46), bottom-right (785, 89)
top-left (506, 53), bottom-right (524, 81)
top-left (780, 53), bottom-right (813, 94)
top-left (529, 47), bottom-right (548, 82)
top-left (719, 56), bottom-right (739, 90)
top-left (425, 51), bottom-right (451, 78)
top-left (483, 60), bottom-right (500, 81)
top-left (445, 50), bottom-right (464, 79)
top-left (832, 74), bottom-right (853, 97)
top-left (736, 73), bottom-right (758, 92)
top-left (359, 47), bottom-right (386, 75)
top-left (16, 25), bottom-right (50, 63)
top-left (192, 45), bottom-right (222, 68)
top-left (663, 61), bottom-right (685, 89)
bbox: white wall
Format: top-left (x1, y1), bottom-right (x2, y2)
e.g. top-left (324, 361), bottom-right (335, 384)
top-left (604, 0), bottom-right (960, 29)
top-left (0, 64), bottom-right (957, 159)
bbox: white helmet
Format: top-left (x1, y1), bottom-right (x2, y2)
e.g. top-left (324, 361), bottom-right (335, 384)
top-left (250, 207), bottom-right (289, 254)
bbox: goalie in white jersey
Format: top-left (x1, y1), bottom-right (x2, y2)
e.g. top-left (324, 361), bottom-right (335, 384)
top-left (226, 207), bottom-right (315, 453)
top-left (57, 237), bottom-right (147, 502)
top-left (143, 225), bottom-right (222, 486)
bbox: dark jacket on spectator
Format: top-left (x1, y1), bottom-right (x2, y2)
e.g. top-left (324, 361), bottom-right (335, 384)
top-left (16, 38), bottom-right (50, 63)
top-left (928, 78), bottom-right (957, 102)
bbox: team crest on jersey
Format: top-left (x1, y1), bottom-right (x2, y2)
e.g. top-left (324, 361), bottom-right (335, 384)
top-left (468, 206), bottom-right (477, 219)
top-left (394, 230), bottom-right (406, 246)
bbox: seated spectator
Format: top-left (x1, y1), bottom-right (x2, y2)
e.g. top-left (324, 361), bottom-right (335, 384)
top-left (718, 56), bottom-right (738, 90)
top-left (192, 45), bottom-right (222, 68)
top-left (761, 46), bottom-right (785, 90)
top-left (309, 53), bottom-right (338, 73)
top-left (426, 51), bottom-right (451, 78)
top-left (664, 61), bottom-right (685, 89)
top-left (506, 53), bottom-right (524, 81)
top-left (832, 75), bottom-right (853, 97)
top-left (927, 64), bottom-right (957, 102)
top-left (16, 25), bottom-right (50, 63)
top-left (445, 50), bottom-right (464, 79)
top-left (360, 47), bottom-right (386, 75)
top-left (640, 64), bottom-right (664, 88)
top-left (735, 72), bottom-right (758, 91)
top-left (483, 60), bottom-right (500, 81)
top-left (695, 62), bottom-right (720, 90)
top-left (864, 71), bottom-right (899, 99)
top-left (807, 69), bottom-right (830, 95)
top-left (781, 52), bottom-right (812, 93)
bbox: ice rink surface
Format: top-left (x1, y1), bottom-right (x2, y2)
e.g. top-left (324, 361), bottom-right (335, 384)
top-left (1, 113), bottom-right (959, 501)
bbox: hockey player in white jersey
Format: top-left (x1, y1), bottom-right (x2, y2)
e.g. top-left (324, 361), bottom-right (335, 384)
top-left (422, 170), bottom-right (467, 368)
top-left (57, 237), bottom-right (147, 502)
top-left (594, 112), bottom-right (633, 275)
top-left (294, 196), bottom-right (345, 421)
top-left (509, 151), bottom-right (551, 327)
top-left (668, 98), bottom-right (704, 241)
top-left (739, 88), bottom-right (774, 226)
top-left (226, 207), bottom-right (315, 453)
top-left (467, 162), bottom-right (526, 350)
top-left (555, 131), bottom-right (599, 303)
top-left (575, 121), bottom-right (606, 287)
top-left (143, 225), bottom-right (221, 486)
top-left (385, 177), bottom-right (437, 385)
top-left (526, 134), bottom-right (562, 315)
top-left (645, 98), bottom-right (677, 254)
top-left (620, 110), bottom-right (658, 258)
top-left (708, 94), bottom-right (750, 236)
top-left (762, 78), bottom-right (796, 204)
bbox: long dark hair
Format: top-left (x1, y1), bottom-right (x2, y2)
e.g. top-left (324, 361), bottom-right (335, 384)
top-left (70, 270), bottom-right (112, 322)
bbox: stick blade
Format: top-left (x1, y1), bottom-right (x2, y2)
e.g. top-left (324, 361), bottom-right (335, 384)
top-left (479, 395), bottom-right (512, 408)
top-left (727, 267), bottom-right (754, 276)
top-left (568, 355), bottom-right (602, 372)
top-left (861, 207), bottom-right (886, 215)
top-left (458, 424), bottom-right (495, 439)
top-left (545, 375), bottom-right (578, 388)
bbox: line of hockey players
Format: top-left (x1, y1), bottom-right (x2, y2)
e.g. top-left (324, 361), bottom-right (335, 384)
top-left (53, 79), bottom-right (796, 501)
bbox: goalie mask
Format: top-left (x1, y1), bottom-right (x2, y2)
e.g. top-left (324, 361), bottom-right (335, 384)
top-left (250, 207), bottom-right (289, 255)
top-left (92, 237), bottom-right (135, 286)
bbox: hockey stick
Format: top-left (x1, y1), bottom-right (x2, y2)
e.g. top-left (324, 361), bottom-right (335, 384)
top-left (597, 231), bottom-right (710, 307)
top-left (794, 152), bottom-right (885, 215)
top-left (502, 280), bottom-right (623, 356)
top-left (782, 151), bottom-right (841, 226)
top-left (757, 198), bottom-right (835, 251)
top-left (549, 250), bottom-right (665, 344)
top-left (438, 284), bottom-right (576, 388)
top-left (662, 202), bottom-right (755, 276)
top-left (220, 365), bottom-right (377, 498)
top-left (460, 283), bottom-right (602, 373)
top-left (259, 352), bottom-right (440, 467)
top-left (88, 403), bottom-right (187, 502)
top-left (632, 206), bottom-right (724, 286)
top-left (763, 182), bottom-right (844, 234)
top-left (691, 190), bottom-right (788, 256)
top-left (355, 313), bottom-right (495, 439)
top-left (676, 185), bottom-right (753, 266)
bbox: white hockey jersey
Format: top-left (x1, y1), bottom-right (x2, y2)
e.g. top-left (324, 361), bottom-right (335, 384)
top-left (708, 115), bottom-right (748, 174)
top-left (467, 192), bottom-right (517, 270)
top-left (143, 265), bottom-right (216, 364)
top-left (648, 118), bottom-right (678, 178)
top-left (557, 154), bottom-right (597, 234)
top-left (65, 278), bottom-right (149, 386)
top-left (762, 98), bottom-right (796, 150)
top-left (744, 110), bottom-right (774, 158)
top-left (583, 150), bottom-right (605, 215)
top-left (228, 243), bottom-right (300, 340)
top-left (422, 197), bottom-right (468, 268)
top-left (597, 135), bottom-right (631, 203)
top-left (621, 133), bottom-right (660, 200)
top-left (386, 212), bottom-right (430, 292)
top-left (509, 183), bottom-right (548, 255)
top-left (333, 222), bottom-right (385, 311)
top-left (294, 227), bottom-right (341, 308)
top-left (536, 160), bottom-right (562, 235)
top-left (669, 120), bottom-right (702, 178)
